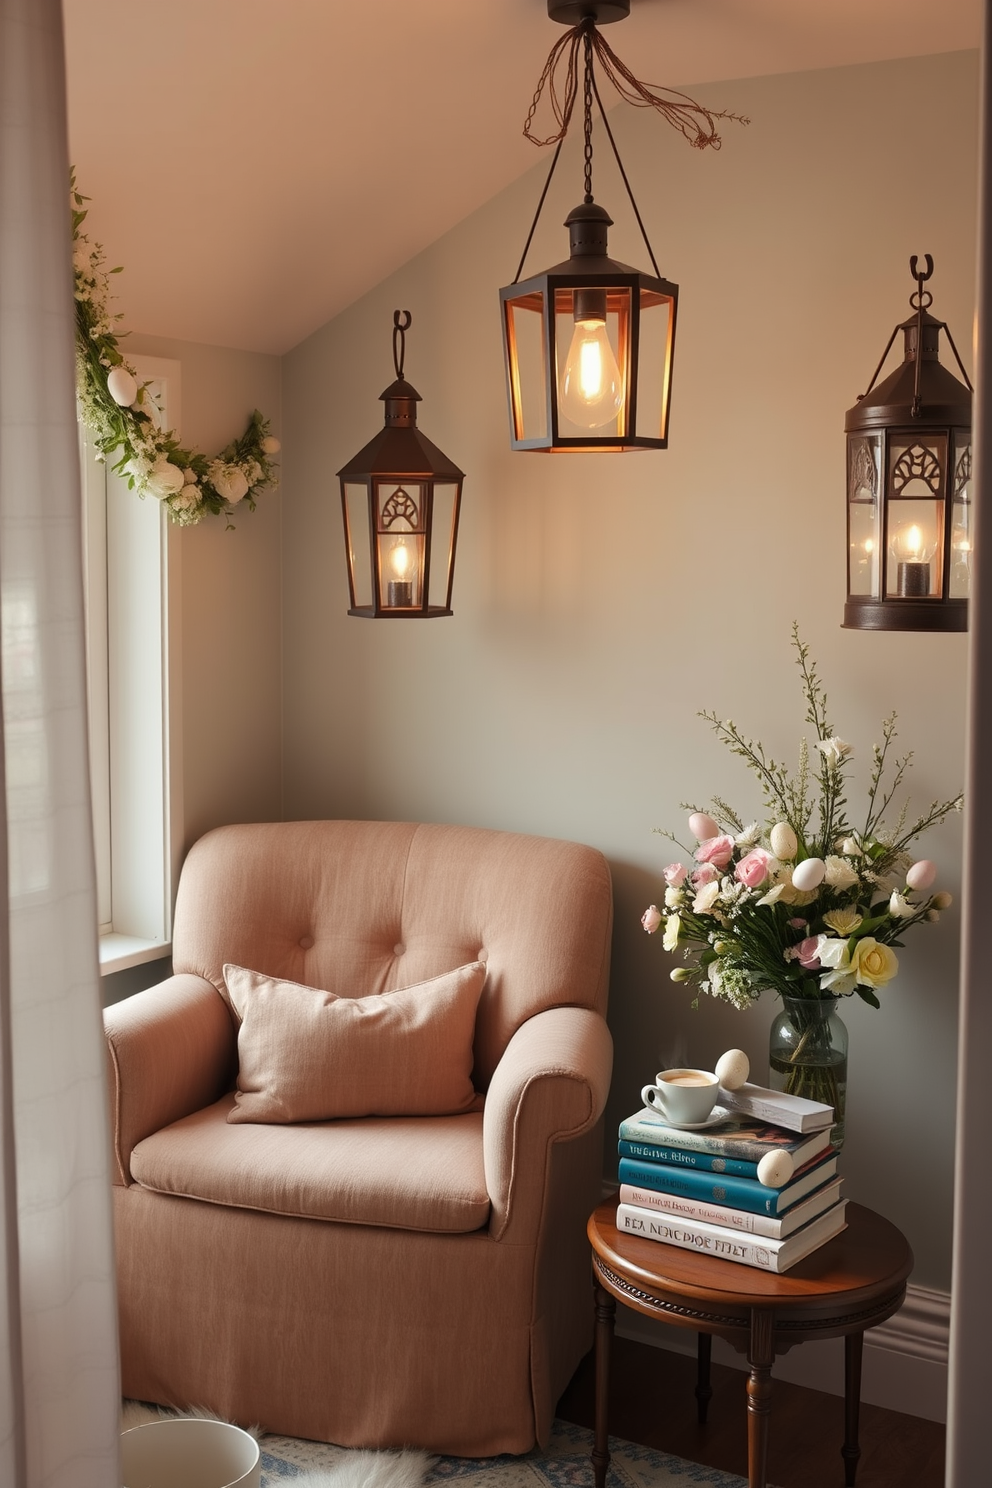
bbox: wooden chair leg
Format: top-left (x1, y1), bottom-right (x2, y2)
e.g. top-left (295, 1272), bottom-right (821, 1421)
top-left (842, 1331), bottom-right (864, 1487)
top-left (695, 1332), bottom-right (713, 1425)
top-left (592, 1282), bottom-right (615, 1488)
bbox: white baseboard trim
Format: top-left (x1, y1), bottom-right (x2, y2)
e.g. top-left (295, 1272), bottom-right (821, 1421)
top-left (612, 1282), bottom-right (949, 1424)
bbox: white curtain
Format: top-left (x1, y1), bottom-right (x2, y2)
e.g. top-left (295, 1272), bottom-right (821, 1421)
top-left (0, 1), bottom-right (121, 1485)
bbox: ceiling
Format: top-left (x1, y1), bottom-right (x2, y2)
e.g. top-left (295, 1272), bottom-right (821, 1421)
top-left (64, 0), bottom-right (982, 356)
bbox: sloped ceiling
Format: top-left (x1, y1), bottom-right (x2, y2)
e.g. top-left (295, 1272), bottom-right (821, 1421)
top-left (64, 0), bottom-right (981, 355)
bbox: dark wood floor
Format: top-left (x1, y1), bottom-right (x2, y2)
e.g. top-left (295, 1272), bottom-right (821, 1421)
top-left (555, 1334), bottom-right (946, 1488)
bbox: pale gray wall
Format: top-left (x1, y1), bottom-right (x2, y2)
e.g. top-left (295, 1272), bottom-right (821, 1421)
top-left (125, 332), bottom-right (284, 850)
top-left (280, 51), bottom-right (976, 1291)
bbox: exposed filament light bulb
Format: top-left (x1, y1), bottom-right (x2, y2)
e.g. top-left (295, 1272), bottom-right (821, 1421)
top-left (560, 290), bottom-right (624, 431)
top-left (385, 535), bottom-right (415, 607)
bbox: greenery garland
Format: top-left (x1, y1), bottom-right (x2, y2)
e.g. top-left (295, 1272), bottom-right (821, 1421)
top-left (72, 176), bottom-right (279, 527)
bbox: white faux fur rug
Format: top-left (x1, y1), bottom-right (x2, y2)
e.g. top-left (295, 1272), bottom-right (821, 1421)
top-left (121, 1401), bottom-right (758, 1488)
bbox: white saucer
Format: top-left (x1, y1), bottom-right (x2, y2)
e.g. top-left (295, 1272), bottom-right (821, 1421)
top-left (659, 1104), bottom-right (732, 1132)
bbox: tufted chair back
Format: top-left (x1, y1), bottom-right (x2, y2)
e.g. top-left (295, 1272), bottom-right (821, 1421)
top-left (172, 818), bottom-right (613, 1087)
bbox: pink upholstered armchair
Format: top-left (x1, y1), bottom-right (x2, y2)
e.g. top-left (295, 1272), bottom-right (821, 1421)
top-left (104, 820), bottom-right (613, 1455)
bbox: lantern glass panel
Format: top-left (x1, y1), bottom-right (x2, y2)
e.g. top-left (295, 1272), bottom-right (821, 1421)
top-left (427, 480), bottom-right (460, 609)
top-left (375, 481), bottom-right (425, 610)
top-left (950, 436), bottom-right (973, 599)
top-left (847, 434), bottom-right (881, 597)
top-left (553, 286), bottom-right (630, 438)
top-left (342, 481), bottom-right (373, 610)
top-left (633, 289), bottom-right (676, 442)
top-left (503, 291), bottom-right (548, 444)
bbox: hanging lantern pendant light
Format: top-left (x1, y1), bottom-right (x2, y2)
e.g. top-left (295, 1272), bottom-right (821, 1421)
top-left (844, 256), bottom-right (973, 632)
top-left (338, 312), bottom-right (464, 618)
top-left (499, 3), bottom-right (746, 454)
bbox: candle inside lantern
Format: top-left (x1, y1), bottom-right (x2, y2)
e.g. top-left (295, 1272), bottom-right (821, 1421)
top-left (891, 522), bottom-right (933, 598)
top-left (386, 537), bottom-right (414, 607)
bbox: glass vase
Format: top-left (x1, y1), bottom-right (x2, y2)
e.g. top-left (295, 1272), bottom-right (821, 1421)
top-left (768, 995), bottom-right (848, 1150)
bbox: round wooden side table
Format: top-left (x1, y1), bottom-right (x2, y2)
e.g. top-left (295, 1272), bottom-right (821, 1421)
top-left (588, 1197), bottom-right (913, 1488)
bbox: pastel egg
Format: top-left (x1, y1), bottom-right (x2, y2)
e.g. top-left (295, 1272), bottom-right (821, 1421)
top-left (688, 812), bottom-right (720, 842)
top-left (715, 1048), bottom-right (750, 1090)
top-left (791, 857), bottom-right (826, 892)
top-left (107, 366), bottom-right (137, 406)
top-left (756, 1149), bottom-right (795, 1188)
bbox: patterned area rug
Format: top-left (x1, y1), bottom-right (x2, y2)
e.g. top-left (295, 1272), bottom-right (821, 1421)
top-left (122, 1406), bottom-right (755, 1488)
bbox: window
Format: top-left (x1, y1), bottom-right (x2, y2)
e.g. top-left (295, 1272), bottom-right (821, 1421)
top-left (80, 355), bottom-right (182, 973)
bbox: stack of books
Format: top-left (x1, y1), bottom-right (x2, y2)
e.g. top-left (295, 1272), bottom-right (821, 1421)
top-left (616, 1083), bottom-right (846, 1273)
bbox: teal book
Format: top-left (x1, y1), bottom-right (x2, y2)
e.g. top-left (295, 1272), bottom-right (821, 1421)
top-left (617, 1106), bottom-right (830, 1169)
top-left (617, 1139), bottom-right (761, 1180)
top-left (616, 1151), bottom-right (839, 1217)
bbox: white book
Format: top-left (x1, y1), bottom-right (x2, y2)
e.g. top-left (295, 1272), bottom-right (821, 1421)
top-left (616, 1198), bottom-right (848, 1273)
top-left (618, 1175), bottom-right (844, 1241)
top-left (718, 1080), bottom-right (833, 1134)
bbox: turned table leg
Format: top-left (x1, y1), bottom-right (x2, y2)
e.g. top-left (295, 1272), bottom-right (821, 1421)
top-left (695, 1332), bottom-right (713, 1425)
top-left (842, 1331), bottom-right (864, 1486)
top-left (593, 1282), bottom-right (616, 1488)
top-left (746, 1309), bottom-right (774, 1488)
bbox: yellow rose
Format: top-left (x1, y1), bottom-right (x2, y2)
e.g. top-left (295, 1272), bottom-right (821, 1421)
top-left (850, 937), bottom-right (898, 989)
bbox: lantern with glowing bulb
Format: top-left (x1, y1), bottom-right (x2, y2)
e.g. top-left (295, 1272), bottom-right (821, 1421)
top-left (338, 312), bottom-right (463, 618)
top-left (499, 3), bottom-right (679, 452)
top-left (844, 255), bottom-right (972, 632)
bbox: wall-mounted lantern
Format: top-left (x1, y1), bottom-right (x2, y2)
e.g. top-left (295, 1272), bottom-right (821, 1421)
top-left (844, 256), bottom-right (972, 632)
top-left (338, 312), bottom-right (463, 618)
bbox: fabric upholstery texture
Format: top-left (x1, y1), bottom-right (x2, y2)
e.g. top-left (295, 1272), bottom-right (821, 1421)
top-left (106, 820), bottom-right (613, 1455)
top-left (224, 960), bottom-right (487, 1123)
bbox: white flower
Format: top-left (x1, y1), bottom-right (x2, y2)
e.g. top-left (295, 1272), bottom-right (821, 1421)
top-left (692, 881), bottom-right (721, 915)
top-left (836, 836), bottom-right (862, 857)
top-left (818, 737), bottom-right (853, 769)
top-left (823, 908), bottom-right (863, 936)
top-left (662, 914), bottom-right (681, 951)
top-left (824, 855), bottom-right (860, 891)
top-left (816, 936), bottom-right (856, 994)
top-left (664, 884), bottom-right (684, 909)
top-left (146, 459), bottom-right (186, 499)
top-left (888, 891), bottom-right (915, 919)
top-left (735, 823), bottom-right (762, 850)
top-left (210, 463), bottom-right (250, 505)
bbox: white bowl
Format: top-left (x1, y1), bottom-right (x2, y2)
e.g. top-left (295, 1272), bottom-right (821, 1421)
top-left (121, 1416), bottom-right (261, 1488)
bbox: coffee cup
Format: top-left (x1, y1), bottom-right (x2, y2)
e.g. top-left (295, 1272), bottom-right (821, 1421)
top-left (640, 1068), bottom-right (719, 1126)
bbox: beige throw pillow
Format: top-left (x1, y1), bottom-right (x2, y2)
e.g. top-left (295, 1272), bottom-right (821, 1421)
top-left (224, 961), bottom-right (486, 1124)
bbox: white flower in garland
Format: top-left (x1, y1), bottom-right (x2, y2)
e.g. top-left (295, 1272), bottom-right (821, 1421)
top-left (71, 173), bottom-right (280, 527)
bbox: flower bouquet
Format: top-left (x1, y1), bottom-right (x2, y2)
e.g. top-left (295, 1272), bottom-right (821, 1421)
top-left (641, 627), bottom-right (961, 1129)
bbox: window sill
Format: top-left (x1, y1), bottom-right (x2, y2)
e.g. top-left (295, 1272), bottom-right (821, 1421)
top-left (99, 934), bottom-right (172, 976)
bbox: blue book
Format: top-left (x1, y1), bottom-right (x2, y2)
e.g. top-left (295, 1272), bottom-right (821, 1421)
top-left (618, 1139), bottom-right (761, 1180)
top-left (616, 1151), bottom-right (839, 1217)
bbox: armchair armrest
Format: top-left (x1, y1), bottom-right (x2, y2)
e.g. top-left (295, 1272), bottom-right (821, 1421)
top-left (483, 1005), bottom-right (613, 1243)
top-left (104, 973), bottom-right (235, 1185)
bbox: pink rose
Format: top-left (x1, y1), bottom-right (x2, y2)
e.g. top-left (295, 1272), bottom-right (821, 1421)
top-left (692, 862), bottom-right (720, 886)
top-left (663, 863), bottom-right (687, 887)
top-left (735, 848), bottom-right (773, 888)
top-left (641, 905), bottom-right (662, 934)
top-left (797, 937), bottom-right (822, 969)
top-left (694, 834), bottom-right (735, 869)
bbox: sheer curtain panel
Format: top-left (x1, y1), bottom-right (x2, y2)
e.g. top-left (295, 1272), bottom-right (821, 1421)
top-left (0, 2), bottom-right (121, 1485)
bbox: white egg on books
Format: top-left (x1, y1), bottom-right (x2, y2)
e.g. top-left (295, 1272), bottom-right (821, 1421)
top-left (756, 1148), bottom-right (795, 1188)
top-left (715, 1048), bottom-right (750, 1090)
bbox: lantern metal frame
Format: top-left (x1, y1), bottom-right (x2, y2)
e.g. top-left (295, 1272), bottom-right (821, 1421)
top-left (499, 3), bottom-right (679, 453)
top-left (844, 256), bottom-right (973, 633)
top-left (338, 312), bottom-right (464, 619)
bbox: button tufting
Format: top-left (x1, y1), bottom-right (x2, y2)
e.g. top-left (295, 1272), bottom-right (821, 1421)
top-left (299, 935), bottom-right (314, 950)
top-left (393, 943), bottom-right (405, 957)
